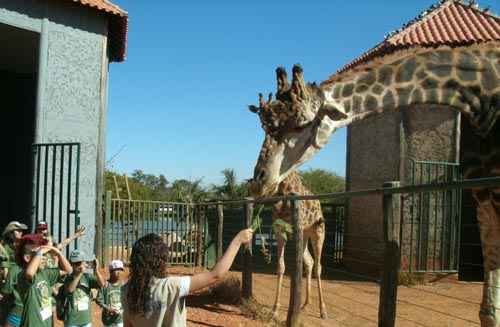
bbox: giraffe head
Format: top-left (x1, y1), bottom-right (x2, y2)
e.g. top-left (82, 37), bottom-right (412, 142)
top-left (248, 65), bottom-right (348, 197)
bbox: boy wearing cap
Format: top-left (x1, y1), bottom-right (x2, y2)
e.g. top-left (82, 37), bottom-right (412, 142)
top-left (60, 250), bottom-right (106, 327)
top-left (13, 234), bottom-right (72, 327)
top-left (96, 260), bottom-right (124, 327)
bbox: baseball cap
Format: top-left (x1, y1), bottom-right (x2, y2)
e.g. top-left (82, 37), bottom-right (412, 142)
top-left (2, 221), bottom-right (28, 236)
top-left (35, 221), bottom-right (48, 232)
top-left (69, 250), bottom-right (86, 263)
top-left (108, 259), bottom-right (124, 271)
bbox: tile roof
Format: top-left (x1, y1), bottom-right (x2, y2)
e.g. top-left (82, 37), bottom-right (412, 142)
top-left (333, 0), bottom-right (500, 76)
top-left (70, 0), bottom-right (128, 62)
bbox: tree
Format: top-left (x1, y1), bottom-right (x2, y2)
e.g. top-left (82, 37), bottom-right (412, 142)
top-left (212, 168), bottom-right (248, 200)
top-left (299, 168), bottom-right (345, 201)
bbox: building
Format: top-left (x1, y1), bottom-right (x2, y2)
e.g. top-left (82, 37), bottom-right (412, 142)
top-left (342, 0), bottom-right (499, 279)
top-left (0, 0), bottom-right (128, 253)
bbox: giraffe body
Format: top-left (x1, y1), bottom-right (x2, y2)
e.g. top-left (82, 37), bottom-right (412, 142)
top-left (271, 171), bottom-right (327, 319)
top-left (248, 39), bottom-right (500, 325)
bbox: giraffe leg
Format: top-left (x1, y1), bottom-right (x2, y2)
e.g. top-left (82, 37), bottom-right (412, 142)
top-left (272, 235), bottom-right (286, 319)
top-left (311, 226), bottom-right (328, 319)
top-left (476, 193), bottom-right (500, 327)
top-left (302, 237), bottom-right (314, 310)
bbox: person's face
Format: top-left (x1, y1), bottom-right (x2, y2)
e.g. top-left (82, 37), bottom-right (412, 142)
top-left (13, 230), bottom-right (23, 240)
top-left (72, 261), bottom-right (86, 273)
top-left (110, 269), bottom-right (122, 281)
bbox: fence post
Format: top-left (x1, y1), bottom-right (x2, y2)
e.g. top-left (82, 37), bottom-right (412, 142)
top-left (103, 191), bottom-right (112, 265)
top-left (196, 205), bottom-right (204, 267)
top-left (217, 202), bottom-right (224, 260)
top-left (242, 200), bottom-right (254, 299)
top-left (286, 198), bottom-right (303, 327)
top-left (378, 181), bottom-right (401, 327)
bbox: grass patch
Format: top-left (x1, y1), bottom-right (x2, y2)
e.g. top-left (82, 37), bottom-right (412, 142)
top-left (240, 298), bottom-right (288, 327)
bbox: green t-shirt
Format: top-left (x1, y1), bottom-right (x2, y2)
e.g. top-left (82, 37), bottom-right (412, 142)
top-left (4, 244), bottom-right (16, 263)
top-left (62, 273), bottom-right (99, 325)
top-left (96, 282), bottom-right (123, 325)
top-left (1, 264), bottom-right (23, 316)
top-left (18, 268), bottom-right (60, 327)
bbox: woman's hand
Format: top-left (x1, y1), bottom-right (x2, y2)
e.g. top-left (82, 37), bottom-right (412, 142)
top-left (236, 229), bottom-right (254, 245)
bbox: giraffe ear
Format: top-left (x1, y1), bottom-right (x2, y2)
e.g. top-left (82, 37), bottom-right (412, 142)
top-left (248, 105), bottom-right (259, 113)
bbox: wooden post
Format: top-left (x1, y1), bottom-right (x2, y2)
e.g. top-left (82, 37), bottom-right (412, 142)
top-left (286, 198), bottom-right (303, 327)
top-left (103, 191), bottom-right (112, 265)
top-left (113, 175), bottom-right (120, 200)
top-left (217, 202), bottom-right (224, 260)
top-left (378, 181), bottom-right (401, 327)
top-left (242, 200), bottom-right (254, 299)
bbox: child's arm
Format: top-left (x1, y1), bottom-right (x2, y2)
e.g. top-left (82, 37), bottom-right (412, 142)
top-left (52, 247), bottom-right (72, 276)
top-left (93, 258), bottom-right (107, 288)
top-left (189, 229), bottom-right (253, 293)
top-left (65, 270), bottom-right (84, 294)
top-left (56, 226), bottom-right (86, 251)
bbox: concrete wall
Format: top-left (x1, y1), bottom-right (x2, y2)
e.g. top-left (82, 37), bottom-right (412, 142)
top-left (346, 110), bottom-right (402, 276)
top-left (346, 106), bottom-right (459, 276)
top-left (0, 0), bottom-right (109, 256)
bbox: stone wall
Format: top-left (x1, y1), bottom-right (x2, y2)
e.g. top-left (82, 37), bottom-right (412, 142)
top-left (346, 106), bottom-right (459, 276)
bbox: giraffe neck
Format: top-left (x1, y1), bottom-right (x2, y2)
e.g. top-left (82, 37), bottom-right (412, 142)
top-left (321, 42), bottom-right (500, 138)
top-left (277, 171), bottom-right (312, 196)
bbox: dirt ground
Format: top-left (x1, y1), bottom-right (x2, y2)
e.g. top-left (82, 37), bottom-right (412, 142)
top-left (54, 267), bottom-right (482, 327)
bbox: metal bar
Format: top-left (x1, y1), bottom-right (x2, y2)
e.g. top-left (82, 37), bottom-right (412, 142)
top-left (50, 146), bottom-right (56, 236)
top-left (58, 146), bottom-right (64, 245)
top-left (242, 201), bottom-right (254, 299)
top-left (43, 145), bottom-right (49, 222)
top-left (104, 191), bottom-right (112, 264)
top-left (35, 145), bottom-right (42, 223)
top-left (418, 164), bottom-right (423, 270)
top-left (66, 145), bottom-right (73, 256)
top-left (74, 144), bottom-right (81, 249)
top-left (378, 181), bottom-right (401, 327)
top-left (217, 202), bottom-right (224, 260)
top-left (286, 199), bottom-right (303, 327)
top-left (409, 160), bottom-right (415, 272)
top-left (433, 165), bottom-right (438, 271)
top-left (200, 177), bottom-right (500, 205)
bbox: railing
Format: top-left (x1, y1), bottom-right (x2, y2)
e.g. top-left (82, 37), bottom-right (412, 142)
top-left (101, 191), bottom-right (206, 266)
top-left (201, 176), bottom-right (500, 327)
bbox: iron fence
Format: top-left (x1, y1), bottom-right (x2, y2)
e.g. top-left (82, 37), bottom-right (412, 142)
top-left (102, 192), bottom-right (205, 266)
top-left (404, 159), bottom-right (462, 273)
top-left (32, 143), bottom-right (80, 255)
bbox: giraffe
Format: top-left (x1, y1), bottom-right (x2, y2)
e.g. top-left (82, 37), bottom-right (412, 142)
top-left (270, 170), bottom-right (327, 319)
top-left (247, 40), bottom-right (500, 325)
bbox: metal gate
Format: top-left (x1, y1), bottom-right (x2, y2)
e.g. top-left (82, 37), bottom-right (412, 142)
top-left (102, 193), bottom-right (205, 265)
top-left (32, 143), bottom-right (81, 254)
top-left (402, 159), bottom-right (462, 273)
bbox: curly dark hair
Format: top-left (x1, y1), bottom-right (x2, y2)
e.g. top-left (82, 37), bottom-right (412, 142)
top-left (127, 233), bottom-right (170, 314)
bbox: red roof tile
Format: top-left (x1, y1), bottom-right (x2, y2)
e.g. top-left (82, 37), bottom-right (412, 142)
top-left (333, 0), bottom-right (500, 76)
top-left (69, 0), bottom-right (128, 62)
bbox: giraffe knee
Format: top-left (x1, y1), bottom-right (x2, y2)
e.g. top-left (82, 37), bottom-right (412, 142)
top-left (315, 263), bottom-right (322, 278)
top-left (277, 258), bottom-right (285, 275)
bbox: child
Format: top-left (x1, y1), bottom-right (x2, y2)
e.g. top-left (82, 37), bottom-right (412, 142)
top-left (14, 234), bottom-right (72, 327)
top-left (122, 229), bottom-right (253, 327)
top-left (60, 250), bottom-right (106, 327)
top-left (96, 260), bottom-right (124, 327)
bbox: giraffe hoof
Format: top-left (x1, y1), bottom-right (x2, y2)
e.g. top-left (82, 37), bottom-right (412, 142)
top-left (320, 311), bottom-right (328, 319)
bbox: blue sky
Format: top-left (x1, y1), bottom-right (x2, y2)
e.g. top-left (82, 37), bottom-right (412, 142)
top-left (107, 0), bottom-right (500, 186)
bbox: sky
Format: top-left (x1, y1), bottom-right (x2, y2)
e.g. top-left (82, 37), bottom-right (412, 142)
top-left (106, 0), bottom-right (500, 186)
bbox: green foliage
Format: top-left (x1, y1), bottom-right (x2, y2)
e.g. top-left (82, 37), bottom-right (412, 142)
top-left (211, 168), bottom-right (249, 200)
top-left (299, 168), bottom-right (345, 202)
top-left (272, 219), bottom-right (293, 241)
